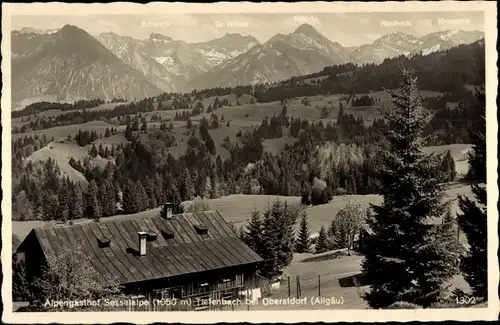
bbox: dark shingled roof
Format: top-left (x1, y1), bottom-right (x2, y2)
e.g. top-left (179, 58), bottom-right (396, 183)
top-left (23, 210), bottom-right (263, 284)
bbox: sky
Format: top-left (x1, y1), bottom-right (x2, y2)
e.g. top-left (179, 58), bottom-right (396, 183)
top-left (12, 11), bottom-right (484, 47)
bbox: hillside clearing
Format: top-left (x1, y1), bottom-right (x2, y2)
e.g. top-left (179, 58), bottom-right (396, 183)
top-left (262, 136), bottom-right (298, 155)
top-left (26, 140), bottom-right (89, 185)
top-left (12, 121), bottom-right (124, 141)
top-left (25, 139), bottom-right (115, 185)
top-left (11, 102), bottom-right (127, 127)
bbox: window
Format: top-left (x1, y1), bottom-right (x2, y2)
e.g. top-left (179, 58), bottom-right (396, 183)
top-left (193, 224), bottom-right (208, 235)
top-left (161, 229), bottom-right (175, 239)
top-left (97, 237), bottom-right (110, 248)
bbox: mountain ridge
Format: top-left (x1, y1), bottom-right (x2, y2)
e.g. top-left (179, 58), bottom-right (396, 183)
top-left (11, 23), bottom-right (484, 104)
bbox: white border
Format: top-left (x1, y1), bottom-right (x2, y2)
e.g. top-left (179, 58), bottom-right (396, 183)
top-left (1, 1), bottom-right (498, 323)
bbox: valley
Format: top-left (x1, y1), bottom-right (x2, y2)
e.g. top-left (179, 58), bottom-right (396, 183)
top-left (8, 11), bottom-right (489, 313)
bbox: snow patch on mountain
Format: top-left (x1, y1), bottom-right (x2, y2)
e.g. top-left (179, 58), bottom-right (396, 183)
top-left (155, 56), bottom-right (174, 66)
top-left (200, 49), bottom-right (228, 60)
top-left (439, 30), bottom-right (460, 41)
top-left (422, 44), bottom-right (441, 55)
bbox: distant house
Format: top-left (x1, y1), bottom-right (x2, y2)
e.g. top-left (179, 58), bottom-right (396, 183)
top-left (354, 223), bottom-right (375, 252)
top-left (445, 101), bottom-right (460, 110)
top-left (16, 210), bottom-right (264, 311)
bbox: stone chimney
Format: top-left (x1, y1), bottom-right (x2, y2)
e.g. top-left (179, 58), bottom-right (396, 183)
top-left (162, 202), bottom-right (174, 219)
top-left (138, 232), bottom-right (148, 256)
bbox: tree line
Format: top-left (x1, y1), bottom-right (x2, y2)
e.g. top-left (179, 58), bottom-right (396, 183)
top-left (188, 41), bottom-right (483, 104)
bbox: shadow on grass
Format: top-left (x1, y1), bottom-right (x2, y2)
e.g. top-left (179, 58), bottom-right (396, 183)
top-left (338, 272), bottom-right (370, 288)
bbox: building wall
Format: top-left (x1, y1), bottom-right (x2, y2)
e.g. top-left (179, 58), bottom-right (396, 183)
top-left (126, 266), bottom-right (260, 311)
top-left (16, 231), bottom-right (47, 283)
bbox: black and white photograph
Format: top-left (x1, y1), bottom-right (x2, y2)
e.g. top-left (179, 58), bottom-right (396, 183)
top-left (1, 1), bottom-right (498, 323)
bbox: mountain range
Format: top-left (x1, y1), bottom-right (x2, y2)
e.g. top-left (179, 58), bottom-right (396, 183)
top-left (11, 25), bottom-right (164, 106)
top-left (352, 30), bottom-right (484, 64)
top-left (97, 31), bottom-right (259, 92)
top-left (11, 23), bottom-right (484, 108)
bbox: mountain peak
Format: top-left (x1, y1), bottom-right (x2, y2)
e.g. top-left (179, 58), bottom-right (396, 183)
top-left (149, 33), bottom-right (172, 41)
top-left (60, 24), bottom-right (82, 33)
top-left (219, 33), bottom-right (258, 43)
top-left (57, 24), bottom-right (91, 40)
top-left (293, 23), bottom-right (320, 36)
top-left (374, 31), bottom-right (417, 45)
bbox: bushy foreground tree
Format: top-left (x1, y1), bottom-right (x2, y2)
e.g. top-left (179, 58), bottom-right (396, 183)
top-left (329, 202), bottom-right (366, 254)
top-left (361, 69), bottom-right (463, 308)
top-left (30, 245), bottom-right (121, 310)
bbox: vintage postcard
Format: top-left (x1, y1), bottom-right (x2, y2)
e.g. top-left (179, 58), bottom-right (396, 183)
top-left (1, 1), bottom-right (498, 323)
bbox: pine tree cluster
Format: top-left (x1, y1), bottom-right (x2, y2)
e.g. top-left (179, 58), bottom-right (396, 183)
top-left (243, 200), bottom-right (297, 280)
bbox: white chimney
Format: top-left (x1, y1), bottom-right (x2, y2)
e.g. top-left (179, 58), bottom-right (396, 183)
top-left (138, 232), bottom-right (148, 256)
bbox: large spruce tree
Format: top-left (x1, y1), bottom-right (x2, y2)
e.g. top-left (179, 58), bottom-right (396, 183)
top-left (457, 88), bottom-right (487, 299)
top-left (361, 69), bottom-right (462, 308)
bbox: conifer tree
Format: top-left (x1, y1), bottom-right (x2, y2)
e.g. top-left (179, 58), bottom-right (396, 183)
top-left (332, 221), bottom-right (348, 249)
top-left (171, 191), bottom-right (184, 214)
top-left (457, 89), bottom-right (487, 299)
top-left (441, 150), bottom-right (457, 182)
top-left (122, 180), bottom-right (138, 214)
top-left (315, 226), bottom-right (328, 254)
top-left (107, 180), bottom-right (117, 216)
top-left (259, 209), bottom-right (281, 280)
top-left (70, 183), bottom-right (84, 220)
top-left (325, 215), bottom-right (334, 234)
top-left (442, 206), bottom-right (455, 231)
top-left (282, 201), bottom-right (298, 249)
top-left (295, 211), bottom-right (311, 253)
top-left (98, 181), bottom-right (110, 217)
top-left (271, 200), bottom-right (295, 268)
top-left (90, 144), bottom-right (98, 158)
top-left (244, 209), bottom-right (263, 252)
top-left (57, 181), bottom-right (70, 222)
top-left (136, 180), bottom-right (148, 211)
top-left (256, 200), bottom-right (295, 280)
top-left (145, 176), bottom-right (158, 209)
top-left (203, 176), bottom-right (212, 199)
top-left (154, 173), bottom-right (166, 205)
top-left (181, 168), bottom-right (195, 200)
top-left (361, 69), bottom-right (462, 308)
top-left (86, 180), bottom-right (102, 221)
top-left (99, 181), bottom-right (116, 217)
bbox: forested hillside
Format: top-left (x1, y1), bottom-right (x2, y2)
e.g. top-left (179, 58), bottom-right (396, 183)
top-left (11, 40), bottom-right (483, 223)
